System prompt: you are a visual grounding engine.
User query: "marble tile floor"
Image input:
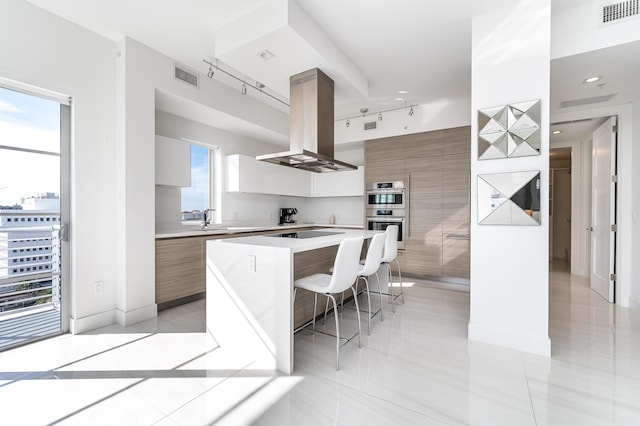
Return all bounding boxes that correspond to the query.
[1,264,640,425]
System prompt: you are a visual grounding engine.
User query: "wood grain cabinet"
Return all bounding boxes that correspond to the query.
[442,153,470,279]
[155,236,206,305]
[155,227,316,307]
[365,125,471,280]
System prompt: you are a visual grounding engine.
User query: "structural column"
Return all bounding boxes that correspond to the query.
[469,0,551,356]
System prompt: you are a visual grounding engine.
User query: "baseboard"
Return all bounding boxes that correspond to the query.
[158,292,205,312]
[116,303,157,327]
[628,297,640,310]
[70,310,117,334]
[468,322,551,357]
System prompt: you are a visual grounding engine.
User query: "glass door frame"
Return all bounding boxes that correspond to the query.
[0,77,71,336]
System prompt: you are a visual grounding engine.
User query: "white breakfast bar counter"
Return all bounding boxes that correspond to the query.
[205,229,377,374]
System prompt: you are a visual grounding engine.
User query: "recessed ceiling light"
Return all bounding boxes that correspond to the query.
[398,90,408,94]
[552,130,562,134]
[257,50,275,61]
[583,76,601,84]
[394,97,404,101]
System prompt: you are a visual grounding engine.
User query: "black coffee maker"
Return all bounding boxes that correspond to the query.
[278,208,298,225]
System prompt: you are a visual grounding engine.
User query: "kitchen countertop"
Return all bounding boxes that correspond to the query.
[155,223,363,239]
[208,228,377,253]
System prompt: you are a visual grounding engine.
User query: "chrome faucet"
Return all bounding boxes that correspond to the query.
[202,208,215,229]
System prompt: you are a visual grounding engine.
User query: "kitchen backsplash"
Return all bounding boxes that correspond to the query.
[156,187,364,230]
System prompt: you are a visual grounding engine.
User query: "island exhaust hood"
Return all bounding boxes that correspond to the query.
[256,68,357,173]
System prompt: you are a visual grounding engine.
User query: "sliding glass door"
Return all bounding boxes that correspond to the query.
[0,82,70,350]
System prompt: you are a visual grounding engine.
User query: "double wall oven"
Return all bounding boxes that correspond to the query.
[366,181,407,249]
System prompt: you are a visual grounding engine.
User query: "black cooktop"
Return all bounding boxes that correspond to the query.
[266,230,345,239]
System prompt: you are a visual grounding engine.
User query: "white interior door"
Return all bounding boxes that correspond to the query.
[590,117,616,302]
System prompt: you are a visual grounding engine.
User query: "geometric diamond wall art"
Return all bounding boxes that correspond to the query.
[478,100,541,160]
[478,170,541,225]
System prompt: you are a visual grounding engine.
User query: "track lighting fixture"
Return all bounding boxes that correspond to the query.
[201,58,289,107]
[337,103,418,124]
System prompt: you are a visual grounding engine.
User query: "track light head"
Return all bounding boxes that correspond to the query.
[207,65,214,78]
[346,119,350,128]
[378,112,383,121]
[241,83,247,95]
[408,106,414,116]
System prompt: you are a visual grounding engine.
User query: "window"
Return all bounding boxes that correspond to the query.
[180,143,220,223]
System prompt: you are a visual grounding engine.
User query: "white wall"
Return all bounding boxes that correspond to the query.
[0,0,118,333]
[306,197,364,226]
[632,104,640,308]
[335,98,471,145]
[469,0,551,356]
[552,1,640,59]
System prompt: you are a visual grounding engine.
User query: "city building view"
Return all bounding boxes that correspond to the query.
[0,193,61,315]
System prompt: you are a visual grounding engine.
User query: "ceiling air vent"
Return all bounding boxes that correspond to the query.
[602,0,639,24]
[560,93,616,108]
[173,64,199,88]
[364,121,377,131]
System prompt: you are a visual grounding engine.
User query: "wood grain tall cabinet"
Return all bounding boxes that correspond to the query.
[365,126,471,281]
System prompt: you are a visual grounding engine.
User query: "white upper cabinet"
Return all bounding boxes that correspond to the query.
[311,166,364,197]
[225,154,364,198]
[155,136,191,187]
[226,154,311,197]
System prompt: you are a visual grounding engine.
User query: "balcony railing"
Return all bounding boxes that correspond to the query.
[0,212,61,320]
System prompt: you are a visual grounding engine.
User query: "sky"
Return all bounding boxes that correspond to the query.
[180,144,209,212]
[0,86,60,207]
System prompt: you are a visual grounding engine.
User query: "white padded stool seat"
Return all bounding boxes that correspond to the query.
[295,274,334,294]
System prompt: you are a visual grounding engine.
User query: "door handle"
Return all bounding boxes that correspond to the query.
[586,227,593,231]
[58,224,69,242]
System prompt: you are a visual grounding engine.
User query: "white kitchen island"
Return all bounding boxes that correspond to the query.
[205,229,377,374]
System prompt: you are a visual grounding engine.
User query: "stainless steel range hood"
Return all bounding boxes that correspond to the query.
[257,68,357,173]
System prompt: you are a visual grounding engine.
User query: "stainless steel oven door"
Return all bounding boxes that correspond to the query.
[366,189,405,209]
[366,216,406,249]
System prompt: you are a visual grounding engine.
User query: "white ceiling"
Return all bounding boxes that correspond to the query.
[24,0,640,144]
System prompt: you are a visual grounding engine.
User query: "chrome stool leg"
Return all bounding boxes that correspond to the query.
[312,293,318,330]
[386,263,396,313]
[327,294,340,370]
[373,272,384,321]
[351,285,362,348]
[395,259,404,304]
[360,276,372,335]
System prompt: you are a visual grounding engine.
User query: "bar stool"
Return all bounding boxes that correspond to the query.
[381,225,404,312]
[326,232,386,334]
[356,232,386,333]
[293,236,364,370]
